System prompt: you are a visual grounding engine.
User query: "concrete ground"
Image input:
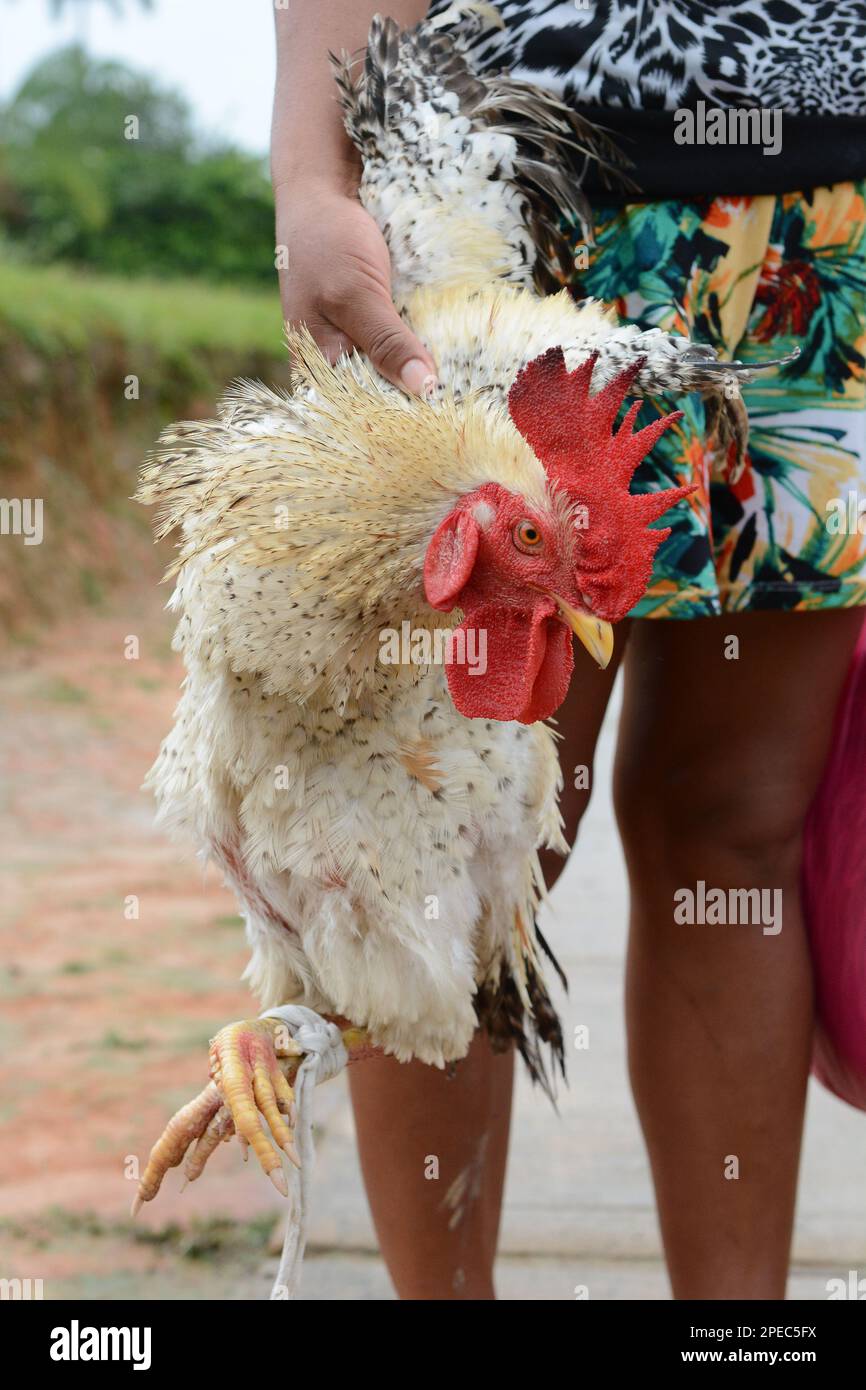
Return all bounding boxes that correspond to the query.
[281,680,866,1301]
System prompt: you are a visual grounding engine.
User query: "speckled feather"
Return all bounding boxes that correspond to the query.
[137,5,782,1074]
[139,322,570,1067]
[335,11,792,448]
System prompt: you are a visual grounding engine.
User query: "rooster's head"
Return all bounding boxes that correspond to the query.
[139,332,693,722]
[424,348,692,723]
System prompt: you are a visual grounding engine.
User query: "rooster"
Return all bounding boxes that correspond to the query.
[133,4,790,1271]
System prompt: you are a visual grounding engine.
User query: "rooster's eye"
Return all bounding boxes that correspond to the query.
[513,520,544,554]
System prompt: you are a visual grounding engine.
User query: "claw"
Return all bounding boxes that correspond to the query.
[208,1018,299,1190]
[133,1080,223,1211]
[269,1167,289,1197]
[698,345,801,377]
[134,1015,373,1211]
[183,1103,234,1185]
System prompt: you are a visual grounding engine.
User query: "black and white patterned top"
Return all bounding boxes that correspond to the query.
[428,1,866,115]
[427,1,866,193]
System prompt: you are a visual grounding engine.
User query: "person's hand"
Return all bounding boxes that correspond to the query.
[275,176,438,395]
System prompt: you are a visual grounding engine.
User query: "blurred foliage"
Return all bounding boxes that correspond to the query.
[0,258,289,637]
[0,258,284,357]
[0,44,275,284]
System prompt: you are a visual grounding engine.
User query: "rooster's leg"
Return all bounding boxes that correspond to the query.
[561,329,800,400]
[132,1015,371,1212]
[560,332,800,474]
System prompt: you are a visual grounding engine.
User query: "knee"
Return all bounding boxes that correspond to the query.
[613,750,810,883]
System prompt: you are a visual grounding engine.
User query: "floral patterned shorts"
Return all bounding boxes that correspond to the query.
[572,182,866,617]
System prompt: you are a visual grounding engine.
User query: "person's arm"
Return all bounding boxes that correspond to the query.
[271,1,436,394]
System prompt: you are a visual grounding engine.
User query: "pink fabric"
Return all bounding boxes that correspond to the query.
[802,617,866,1110]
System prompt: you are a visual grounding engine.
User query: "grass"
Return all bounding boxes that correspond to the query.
[1,1207,274,1258]
[94,1030,151,1052]
[1,1209,276,1300]
[0,1207,276,1252]
[0,259,292,636]
[0,259,286,361]
[38,677,89,705]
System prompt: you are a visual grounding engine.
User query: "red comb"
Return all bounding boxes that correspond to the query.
[508,348,694,621]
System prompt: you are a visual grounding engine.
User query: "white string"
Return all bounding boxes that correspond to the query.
[258,1004,348,1300]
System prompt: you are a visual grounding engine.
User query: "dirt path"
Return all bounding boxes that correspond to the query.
[0,586,285,1299]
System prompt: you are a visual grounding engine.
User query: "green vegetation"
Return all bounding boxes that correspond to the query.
[0,258,285,360]
[0,41,291,638]
[0,1208,275,1299]
[94,1030,151,1051]
[0,259,289,637]
[0,45,275,285]
[0,1206,274,1259]
[37,676,90,704]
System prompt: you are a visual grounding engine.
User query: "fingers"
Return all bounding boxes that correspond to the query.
[290,301,437,395]
[132,1081,223,1213]
[275,184,437,394]
[287,314,354,368]
[335,291,437,395]
[317,329,355,366]
[285,285,436,390]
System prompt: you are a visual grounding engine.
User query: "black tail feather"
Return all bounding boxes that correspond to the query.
[475,948,567,1104]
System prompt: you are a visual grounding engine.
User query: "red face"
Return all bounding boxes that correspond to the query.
[424,482,613,724]
[423,349,693,725]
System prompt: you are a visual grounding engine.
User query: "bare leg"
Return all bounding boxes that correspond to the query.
[348,1030,512,1299]
[540,623,630,889]
[349,637,626,1298]
[614,609,863,1299]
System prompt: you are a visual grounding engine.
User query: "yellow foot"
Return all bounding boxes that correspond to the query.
[132,1017,303,1213]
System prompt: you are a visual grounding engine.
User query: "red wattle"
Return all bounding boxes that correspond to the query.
[444,606,574,725]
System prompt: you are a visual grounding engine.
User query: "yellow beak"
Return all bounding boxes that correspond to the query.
[552,595,615,670]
